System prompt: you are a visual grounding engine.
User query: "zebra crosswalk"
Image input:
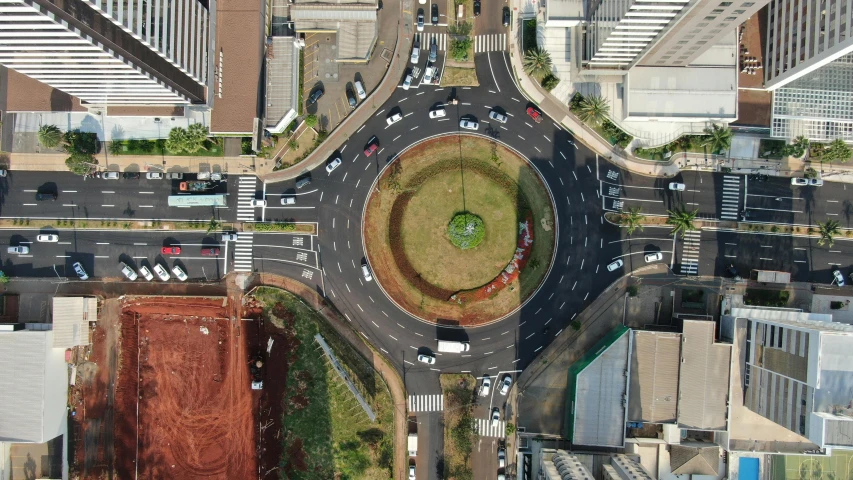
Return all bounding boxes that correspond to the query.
[476,418,506,438]
[420,32,446,51]
[233,232,254,273]
[237,176,258,222]
[408,394,444,412]
[720,175,741,220]
[679,230,701,275]
[474,34,506,53]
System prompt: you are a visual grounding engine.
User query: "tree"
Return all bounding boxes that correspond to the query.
[0,271,9,284]
[817,219,841,248]
[822,138,852,163]
[666,206,698,238]
[620,206,645,235]
[206,217,221,235]
[575,95,609,126]
[37,124,63,148]
[522,47,552,80]
[671,135,694,152]
[164,124,209,154]
[782,135,809,158]
[65,152,97,175]
[540,74,559,91]
[700,124,732,154]
[64,129,100,155]
[447,21,472,36]
[304,114,318,128]
[450,37,472,61]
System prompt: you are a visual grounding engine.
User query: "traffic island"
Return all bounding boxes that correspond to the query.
[363,135,556,326]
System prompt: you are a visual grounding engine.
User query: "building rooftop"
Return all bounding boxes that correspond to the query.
[291,4,378,60]
[544,0,583,26]
[265,37,301,133]
[542,450,595,480]
[670,444,720,476]
[677,320,731,431]
[628,331,680,424]
[51,297,97,348]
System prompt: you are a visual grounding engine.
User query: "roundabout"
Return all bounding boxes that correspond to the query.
[362,135,556,325]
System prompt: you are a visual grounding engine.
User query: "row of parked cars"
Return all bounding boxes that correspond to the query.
[119,261,187,281]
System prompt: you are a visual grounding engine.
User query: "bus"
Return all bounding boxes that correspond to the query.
[167,194,227,207]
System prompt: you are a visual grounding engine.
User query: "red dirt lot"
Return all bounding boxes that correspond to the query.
[70,296,258,480]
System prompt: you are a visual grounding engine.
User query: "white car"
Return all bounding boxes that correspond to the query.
[459,119,479,130]
[250,198,267,207]
[102,171,119,180]
[138,265,154,281]
[172,265,188,281]
[429,107,446,119]
[491,407,501,426]
[362,264,373,282]
[281,196,296,205]
[499,374,512,395]
[402,74,412,90]
[422,67,435,84]
[119,262,138,281]
[411,46,420,64]
[668,182,686,191]
[152,263,171,281]
[221,233,239,242]
[387,113,403,126]
[326,157,342,173]
[498,447,506,468]
[809,178,824,186]
[607,259,624,272]
[72,261,89,280]
[409,465,416,480]
[417,12,424,31]
[417,354,435,364]
[791,177,809,186]
[146,172,163,180]
[488,110,508,123]
[833,269,845,286]
[354,80,367,99]
[479,374,491,397]
[644,252,663,263]
[36,234,58,242]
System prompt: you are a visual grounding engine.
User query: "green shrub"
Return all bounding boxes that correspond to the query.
[447,213,485,249]
[627,285,639,297]
[570,319,581,330]
[252,222,297,232]
[744,289,790,307]
[830,301,845,310]
[540,74,559,91]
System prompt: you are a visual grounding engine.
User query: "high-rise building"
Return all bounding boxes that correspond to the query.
[583,0,768,71]
[0,0,210,106]
[763,0,853,90]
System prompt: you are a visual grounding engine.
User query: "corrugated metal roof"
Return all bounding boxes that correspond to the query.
[291,5,377,59]
[573,331,630,447]
[265,37,301,131]
[628,331,680,423]
[52,297,97,348]
[677,320,732,430]
[0,332,51,442]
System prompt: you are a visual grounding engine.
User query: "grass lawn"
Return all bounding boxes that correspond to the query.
[252,287,394,480]
[441,66,479,86]
[274,125,319,169]
[363,136,556,325]
[769,449,853,480]
[440,374,477,480]
[402,169,517,291]
[109,138,225,157]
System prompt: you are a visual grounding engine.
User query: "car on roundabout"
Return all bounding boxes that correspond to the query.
[488,110,508,123]
[644,252,663,263]
[417,353,436,364]
[364,137,379,156]
[386,112,403,126]
[326,157,343,173]
[362,264,373,281]
[429,107,446,119]
[607,259,624,272]
[526,106,542,123]
[459,118,479,130]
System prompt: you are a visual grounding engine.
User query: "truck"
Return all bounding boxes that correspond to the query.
[408,433,418,457]
[179,180,213,192]
[437,340,470,353]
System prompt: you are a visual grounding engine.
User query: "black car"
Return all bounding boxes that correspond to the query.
[473,0,480,16]
[502,6,510,26]
[727,264,742,281]
[346,88,357,110]
[35,192,57,201]
[307,87,324,106]
[122,171,140,180]
[431,4,439,25]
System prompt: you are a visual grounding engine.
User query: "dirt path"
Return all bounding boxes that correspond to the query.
[249,273,409,480]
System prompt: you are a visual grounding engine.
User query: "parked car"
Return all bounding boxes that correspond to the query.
[409,465,416,480]
[417,353,436,364]
[201,248,221,256]
[165,172,183,180]
[138,265,154,281]
[431,3,439,24]
[119,262,138,280]
[326,157,343,173]
[727,264,742,281]
[402,74,413,90]
[362,264,373,281]
[102,171,120,179]
[281,196,296,205]
[7,246,28,255]
[491,407,501,426]
[526,106,542,123]
[172,265,188,282]
[459,118,479,130]
[364,138,379,156]
[607,259,623,271]
[387,112,403,126]
[791,177,809,186]
[161,246,181,255]
[295,177,312,189]
[809,178,824,186]
[644,252,663,263]
[422,67,435,84]
[473,0,480,15]
[72,261,89,280]
[221,232,239,242]
[668,182,686,191]
[346,89,357,109]
[488,110,508,123]
[354,80,367,99]
[502,6,510,26]
[499,374,512,395]
[498,447,506,468]
[122,172,140,180]
[36,234,58,242]
[479,374,491,397]
[833,269,845,286]
[410,45,420,64]
[35,192,57,201]
[250,198,267,207]
[429,107,447,119]
[146,172,163,180]
[306,87,324,106]
[429,40,438,62]
[417,10,425,31]
[152,264,170,281]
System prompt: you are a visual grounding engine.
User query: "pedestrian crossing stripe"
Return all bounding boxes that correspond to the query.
[719,175,741,220]
[408,394,444,412]
[474,34,506,53]
[237,176,258,222]
[680,231,701,275]
[420,32,447,51]
[476,418,506,438]
[233,232,254,273]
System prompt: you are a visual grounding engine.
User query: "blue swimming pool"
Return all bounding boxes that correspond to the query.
[740,457,760,480]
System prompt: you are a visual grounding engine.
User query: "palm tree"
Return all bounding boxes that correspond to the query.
[701,124,732,154]
[522,48,552,80]
[817,219,841,248]
[672,135,693,152]
[620,207,645,235]
[206,217,222,235]
[666,206,698,238]
[576,95,610,126]
[37,124,62,149]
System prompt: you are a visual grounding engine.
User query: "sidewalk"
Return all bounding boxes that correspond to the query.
[673,150,853,184]
[3,151,259,174]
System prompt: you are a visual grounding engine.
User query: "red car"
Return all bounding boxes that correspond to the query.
[201,247,221,256]
[527,107,542,123]
[364,140,379,156]
[161,246,181,255]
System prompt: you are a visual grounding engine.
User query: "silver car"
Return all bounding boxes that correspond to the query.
[153,264,170,281]
[172,265,188,282]
[362,264,373,282]
[488,110,508,123]
[119,262,138,281]
[459,119,479,130]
